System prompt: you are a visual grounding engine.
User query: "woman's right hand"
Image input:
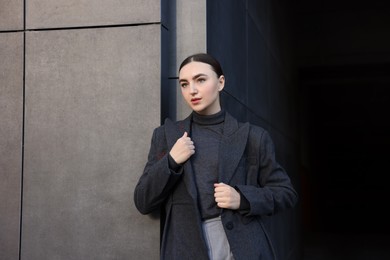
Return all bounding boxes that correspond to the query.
[169,132,195,164]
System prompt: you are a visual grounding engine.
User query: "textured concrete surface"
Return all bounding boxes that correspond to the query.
[0,32,24,260]
[22,25,161,260]
[0,0,23,31]
[26,0,160,29]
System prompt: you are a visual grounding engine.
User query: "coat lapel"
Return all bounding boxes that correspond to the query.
[164,116,191,149]
[164,115,198,201]
[218,112,250,184]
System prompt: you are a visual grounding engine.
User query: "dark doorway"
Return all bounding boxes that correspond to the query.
[299,38,390,260]
[304,63,390,234]
[295,2,390,259]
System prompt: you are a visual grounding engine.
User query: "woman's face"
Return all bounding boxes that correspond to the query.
[179,61,225,115]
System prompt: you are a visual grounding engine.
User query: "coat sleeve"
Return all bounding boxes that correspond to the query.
[133,126,183,215]
[235,128,298,216]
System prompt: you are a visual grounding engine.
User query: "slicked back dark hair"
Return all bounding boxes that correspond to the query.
[179,53,224,78]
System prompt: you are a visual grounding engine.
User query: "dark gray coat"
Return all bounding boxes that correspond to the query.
[134,112,298,260]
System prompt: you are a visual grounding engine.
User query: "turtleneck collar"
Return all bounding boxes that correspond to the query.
[192,109,225,126]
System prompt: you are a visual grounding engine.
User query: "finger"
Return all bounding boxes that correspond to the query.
[182,131,188,138]
[214,186,221,194]
[214,188,227,196]
[214,182,223,187]
[214,183,225,190]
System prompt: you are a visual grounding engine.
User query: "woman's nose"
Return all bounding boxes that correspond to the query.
[189,83,198,94]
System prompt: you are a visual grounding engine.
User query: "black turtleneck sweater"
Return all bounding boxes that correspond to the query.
[191,110,225,220]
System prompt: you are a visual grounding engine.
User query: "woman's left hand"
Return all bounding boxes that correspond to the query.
[214,183,240,210]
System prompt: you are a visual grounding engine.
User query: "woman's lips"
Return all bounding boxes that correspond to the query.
[191,98,201,104]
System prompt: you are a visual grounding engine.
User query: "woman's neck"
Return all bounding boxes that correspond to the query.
[192,109,225,125]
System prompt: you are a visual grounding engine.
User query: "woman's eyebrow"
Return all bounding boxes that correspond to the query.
[179,73,208,83]
[193,73,207,79]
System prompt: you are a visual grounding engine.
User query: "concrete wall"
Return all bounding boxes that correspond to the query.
[207,1,301,259]
[1,0,164,259]
[0,32,24,260]
[0,3,24,260]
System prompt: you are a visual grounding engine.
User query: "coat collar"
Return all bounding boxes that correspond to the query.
[163,112,250,198]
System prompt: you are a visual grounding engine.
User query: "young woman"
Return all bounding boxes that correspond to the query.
[134,53,298,259]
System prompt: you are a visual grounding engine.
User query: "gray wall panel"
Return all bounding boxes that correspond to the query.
[26,0,160,29]
[0,0,23,31]
[0,32,23,260]
[22,25,160,260]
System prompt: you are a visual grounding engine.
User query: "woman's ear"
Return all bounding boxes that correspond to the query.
[218,75,225,91]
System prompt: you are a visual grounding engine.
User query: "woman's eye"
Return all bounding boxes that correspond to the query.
[198,78,205,83]
[180,83,188,88]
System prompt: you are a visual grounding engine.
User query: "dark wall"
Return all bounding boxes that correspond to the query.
[295,1,390,235]
[295,0,390,258]
[207,1,302,259]
[206,0,390,259]
[302,64,390,233]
